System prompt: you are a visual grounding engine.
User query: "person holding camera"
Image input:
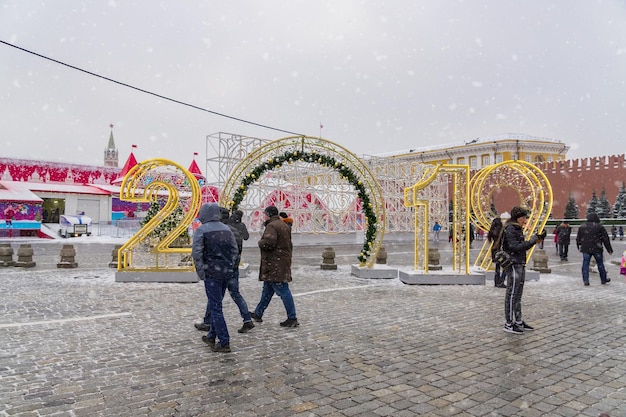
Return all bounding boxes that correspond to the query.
[502,206,546,334]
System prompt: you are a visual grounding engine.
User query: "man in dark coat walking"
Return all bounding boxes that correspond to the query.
[250,205,299,327]
[194,208,255,334]
[191,203,239,353]
[576,212,613,286]
[229,209,250,241]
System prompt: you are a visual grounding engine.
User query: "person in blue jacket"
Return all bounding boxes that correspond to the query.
[192,203,239,353]
[432,221,442,241]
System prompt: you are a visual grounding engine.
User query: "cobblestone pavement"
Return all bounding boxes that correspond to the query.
[1,239,626,417]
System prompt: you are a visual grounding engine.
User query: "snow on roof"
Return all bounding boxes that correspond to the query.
[21,182,111,195]
[0,181,44,202]
[90,184,122,194]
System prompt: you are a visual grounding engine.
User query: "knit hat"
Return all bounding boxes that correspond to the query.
[264,206,279,217]
[500,212,511,220]
[510,206,530,221]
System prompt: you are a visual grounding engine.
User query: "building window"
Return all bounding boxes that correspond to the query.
[469,156,477,169]
[547,156,553,162]
[482,155,490,167]
[457,157,465,165]
[496,154,503,163]
[525,155,531,163]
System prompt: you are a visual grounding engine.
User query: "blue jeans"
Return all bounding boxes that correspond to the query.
[254,281,297,320]
[204,278,230,347]
[203,269,252,324]
[582,252,609,284]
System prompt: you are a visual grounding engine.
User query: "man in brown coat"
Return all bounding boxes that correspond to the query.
[250,205,299,327]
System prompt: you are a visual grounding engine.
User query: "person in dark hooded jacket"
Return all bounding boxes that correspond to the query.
[230,209,250,241]
[502,206,545,334]
[195,208,255,334]
[576,212,613,286]
[250,205,299,328]
[191,203,238,353]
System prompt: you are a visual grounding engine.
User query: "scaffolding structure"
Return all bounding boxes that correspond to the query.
[205,132,269,187]
[205,132,449,236]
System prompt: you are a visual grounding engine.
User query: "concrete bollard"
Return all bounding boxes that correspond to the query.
[15,244,36,268]
[428,247,443,271]
[108,244,122,268]
[375,246,387,264]
[530,248,551,273]
[57,244,78,268]
[0,243,15,267]
[320,247,338,270]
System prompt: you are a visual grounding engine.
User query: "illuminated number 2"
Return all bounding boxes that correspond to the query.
[117,158,201,271]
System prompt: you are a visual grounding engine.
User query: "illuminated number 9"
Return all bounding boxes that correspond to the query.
[471,160,552,267]
[117,158,201,271]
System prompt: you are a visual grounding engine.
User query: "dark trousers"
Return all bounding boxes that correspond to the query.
[494,263,506,286]
[203,268,252,325]
[204,278,230,347]
[504,264,525,324]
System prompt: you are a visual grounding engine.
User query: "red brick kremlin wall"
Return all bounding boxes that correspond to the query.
[536,154,626,219]
[468,155,626,220]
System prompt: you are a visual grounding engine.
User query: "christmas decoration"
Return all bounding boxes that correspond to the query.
[140,200,189,243]
[227,150,378,264]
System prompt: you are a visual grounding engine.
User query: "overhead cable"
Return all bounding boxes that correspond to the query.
[0,39,304,137]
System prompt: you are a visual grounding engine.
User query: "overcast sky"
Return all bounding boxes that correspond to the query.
[1,1,625,181]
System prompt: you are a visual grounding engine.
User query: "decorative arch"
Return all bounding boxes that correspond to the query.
[220,136,385,267]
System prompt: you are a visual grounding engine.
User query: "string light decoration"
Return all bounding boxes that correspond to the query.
[471,160,553,270]
[221,136,385,267]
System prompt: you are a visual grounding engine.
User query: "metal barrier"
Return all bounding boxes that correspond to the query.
[91,220,142,239]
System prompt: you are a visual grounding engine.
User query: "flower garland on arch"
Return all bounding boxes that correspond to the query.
[227,150,378,264]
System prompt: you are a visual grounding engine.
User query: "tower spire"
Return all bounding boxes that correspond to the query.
[104,124,119,167]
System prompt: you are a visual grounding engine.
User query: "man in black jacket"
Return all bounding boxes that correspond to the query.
[191,203,239,352]
[195,208,255,334]
[576,213,613,286]
[502,206,545,334]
